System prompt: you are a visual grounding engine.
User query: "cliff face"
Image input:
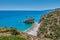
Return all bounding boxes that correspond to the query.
[0,27,41,40]
[38,10,60,40]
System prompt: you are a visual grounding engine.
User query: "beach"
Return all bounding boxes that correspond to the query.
[25,22,40,36]
[0,11,50,31]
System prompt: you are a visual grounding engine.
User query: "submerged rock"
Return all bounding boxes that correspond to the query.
[24,18,34,24]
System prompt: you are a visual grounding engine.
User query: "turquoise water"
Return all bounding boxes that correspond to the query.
[0,10,51,31]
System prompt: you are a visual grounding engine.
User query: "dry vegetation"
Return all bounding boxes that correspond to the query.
[38,10,60,40]
[0,9,60,40]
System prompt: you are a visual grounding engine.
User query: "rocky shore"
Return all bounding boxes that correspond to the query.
[0,8,60,40]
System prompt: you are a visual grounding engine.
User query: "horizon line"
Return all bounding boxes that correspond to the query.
[0,7,60,11]
[0,7,59,11]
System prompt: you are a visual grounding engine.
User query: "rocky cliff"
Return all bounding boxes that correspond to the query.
[0,9,60,40]
[38,9,60,40]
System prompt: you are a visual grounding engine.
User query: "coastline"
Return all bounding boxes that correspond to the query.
[24,22,40,36]
[23,22,36,32]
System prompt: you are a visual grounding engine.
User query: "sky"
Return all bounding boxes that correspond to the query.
[0,0,60,10]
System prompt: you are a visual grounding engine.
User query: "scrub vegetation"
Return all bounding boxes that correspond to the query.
[0,9,60,40]
[0,36,26,40]
[38,10,60,40]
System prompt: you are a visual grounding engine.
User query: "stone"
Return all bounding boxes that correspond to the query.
[24,18,34,24]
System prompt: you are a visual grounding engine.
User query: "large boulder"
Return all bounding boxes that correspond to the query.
[24,18,34,24]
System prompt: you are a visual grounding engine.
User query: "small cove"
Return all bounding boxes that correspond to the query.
[0,10,51,31]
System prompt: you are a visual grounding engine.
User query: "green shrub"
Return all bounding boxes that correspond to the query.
[39,10,60,40]
[0,36,27,40]
[10,28,20,35]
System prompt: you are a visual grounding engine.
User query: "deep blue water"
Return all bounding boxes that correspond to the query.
[0,10,51,31]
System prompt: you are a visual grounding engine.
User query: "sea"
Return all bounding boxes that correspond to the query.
[0,10,51,31]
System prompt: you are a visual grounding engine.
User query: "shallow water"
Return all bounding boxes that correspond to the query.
[0,10,51,31]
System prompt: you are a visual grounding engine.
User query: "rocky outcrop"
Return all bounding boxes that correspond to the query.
[38,10,60,40]
[24,18,34,24]
[0,27,41,40]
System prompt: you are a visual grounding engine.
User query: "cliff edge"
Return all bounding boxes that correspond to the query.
[38,9,60,40]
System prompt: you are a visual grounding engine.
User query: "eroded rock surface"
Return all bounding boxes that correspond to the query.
[24,18,34,24]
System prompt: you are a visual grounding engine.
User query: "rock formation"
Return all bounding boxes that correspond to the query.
[24,18,34,24]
